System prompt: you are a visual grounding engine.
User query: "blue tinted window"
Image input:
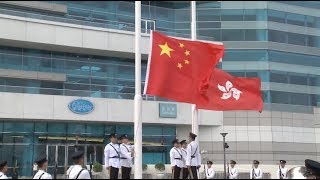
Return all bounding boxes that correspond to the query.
[287,32,306,46]
[221,10,243,21]
[268,10,286,23]
[222,29,245,41]
[271,91,289,104]
[269,30,287,43]
[270,72,288,83]
[244,9,267,21]
[245,29,267,41]
[286,13,305,26]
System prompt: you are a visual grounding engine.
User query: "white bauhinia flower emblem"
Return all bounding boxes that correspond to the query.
[217,81,242,100]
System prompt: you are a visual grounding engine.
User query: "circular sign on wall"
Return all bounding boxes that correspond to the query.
[68,99,94,115]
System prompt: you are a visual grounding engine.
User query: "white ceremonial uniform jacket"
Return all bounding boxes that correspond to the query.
[205,167,215,179]
[104,143,121,168]
[33,170,52,179]
[170,147,184,168]
[0,172,8,179]
[276,168,288,179]
[186,141,201,167]
[120,143,133,168]
[228,167,239,179]
[67,165,91,179]
[181,148,188,168]
[250,168,263,179]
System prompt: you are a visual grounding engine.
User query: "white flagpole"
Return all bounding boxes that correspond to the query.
[134,1,142,179]
[191,1,199,142]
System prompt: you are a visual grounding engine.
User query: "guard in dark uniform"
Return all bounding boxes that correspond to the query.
[0,161,8,179]
[33,155,52,179]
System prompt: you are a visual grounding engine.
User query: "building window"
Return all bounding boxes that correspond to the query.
[287,32,306,46]
[221,29,245,41]
[268,30,287,43]
[221,9,244,21]
[268,10,286,23]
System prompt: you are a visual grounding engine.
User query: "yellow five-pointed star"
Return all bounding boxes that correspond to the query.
[159,42,174,58]
[185,50,190,56]
[179,43,184,48]
[177,63,183,69]
[184,60,190,65]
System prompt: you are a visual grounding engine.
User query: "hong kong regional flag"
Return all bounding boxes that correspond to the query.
[197,68,264,112]
[144,31,225,104]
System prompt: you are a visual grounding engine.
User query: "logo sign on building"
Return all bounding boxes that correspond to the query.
[159,103,177,118]
[68,99,94,115]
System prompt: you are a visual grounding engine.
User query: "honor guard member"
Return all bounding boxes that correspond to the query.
[67,151,91,179]
[305,159,320,179]
[205,161,215,179]
[180,140,189,179]
[33,155,52,179]
[186,132,201,179]
[119,134,133,179]
[276,160,288,179]
[0,161,8,179]
[250,160,263,179]
[228,160,239,179]
[170,139,183,179]
[105,133,121,179]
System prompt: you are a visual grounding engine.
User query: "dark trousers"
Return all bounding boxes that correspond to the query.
[190,166,198,179]
[182,168,189,179]
[121,166,131,179]
[110,167,119,179]
[173,166,182,179]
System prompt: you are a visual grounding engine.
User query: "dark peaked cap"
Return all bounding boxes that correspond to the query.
[120,134,128,140]
[72,151,84,160]
[280,160,286,164]
[35,155,47,165]
[0,161,7,168]
[109,133,117,138]
[189,132,197,139]
[305,159,320,176]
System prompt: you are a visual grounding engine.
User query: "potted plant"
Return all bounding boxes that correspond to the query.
[92,162,107,179]
[154,163,165,179]
[93,162,103,173]
[142,163,148,172]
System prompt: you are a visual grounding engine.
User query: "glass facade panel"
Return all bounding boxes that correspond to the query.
[222,29,245,41]
[268,30,287,43]
[268,10,286,23]
[287,32,306,46]
[221,9,244,21]
[286,13,305,26]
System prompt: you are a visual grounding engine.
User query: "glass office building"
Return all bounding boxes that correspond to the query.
[0,1,319,177]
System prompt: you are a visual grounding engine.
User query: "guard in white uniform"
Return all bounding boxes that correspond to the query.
[250,160,263,179]
[119,134,133,179]
[67,151,91,179]
[180,140,189,179]
[170,139,183,179]
[186,132,201,179]
[0,161,8,179]
[276,160,288,179]
[228,160,239,179]
[33,155,52,179]
[205,161,215,179]
[104,133,120,179]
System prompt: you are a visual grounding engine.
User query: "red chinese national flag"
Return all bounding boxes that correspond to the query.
[144,31,224,104]
[197,68,264,112]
